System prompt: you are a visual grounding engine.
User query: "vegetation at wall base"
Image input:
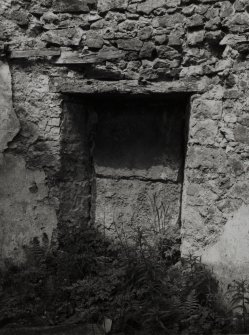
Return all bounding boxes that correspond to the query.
[0,221,239,334]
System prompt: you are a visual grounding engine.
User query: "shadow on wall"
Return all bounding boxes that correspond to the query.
[0,215,231,334]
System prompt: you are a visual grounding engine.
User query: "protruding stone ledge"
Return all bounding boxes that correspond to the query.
[10,48,61,59]
[9,47,126,64]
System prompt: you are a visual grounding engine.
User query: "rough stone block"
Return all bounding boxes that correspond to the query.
[137,0,166,14]
[191,99,223,120]
[86,31,104,49]
[98,46,126,60]
[10,9,29,27]
[220,1,234,18]
[187,30,205,46]
[229,182,249,203]
[41,28,83,46]
[220,33,247,46]
[225,13,249,33]
[138,26,153,41]
[156,13,184,28]
[234,124,249,144]
[191,119,218,145]
[186,146,227,170]
[52,0,96,13]
[97,0,128,13]
[117,38,143,51]
[157,46,181,60]
[139,41,156,59]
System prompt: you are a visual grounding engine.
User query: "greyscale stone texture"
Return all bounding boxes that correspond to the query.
[0,0,249,288]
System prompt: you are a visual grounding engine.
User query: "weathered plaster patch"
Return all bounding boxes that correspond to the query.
[0,61,20,152]
[202,205,249,285]
[0,154,57,263]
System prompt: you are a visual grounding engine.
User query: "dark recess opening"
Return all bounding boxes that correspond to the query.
[59,93,190,254]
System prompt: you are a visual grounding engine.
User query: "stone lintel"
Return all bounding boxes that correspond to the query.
[52,78,207,96]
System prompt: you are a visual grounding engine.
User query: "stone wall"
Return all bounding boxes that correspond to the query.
[0,0,249,285]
